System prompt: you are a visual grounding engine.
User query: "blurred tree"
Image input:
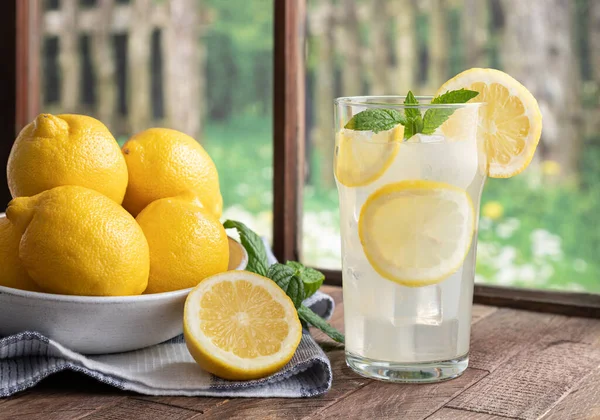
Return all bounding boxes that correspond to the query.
[310,0,335,188]
[91,0,116,131]
[163,0,202,140]
[462,0,489,67]
[368,0,392,94]
[128,0,152,134]
[501,0,582,181]
[58,0,79,113]
[336,0,363,96]
[427,0,449,90]
[393,0,417,92]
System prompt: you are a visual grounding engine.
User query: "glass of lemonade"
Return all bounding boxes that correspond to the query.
[335,96,485,383]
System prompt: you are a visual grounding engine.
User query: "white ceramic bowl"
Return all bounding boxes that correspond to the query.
[0,213,247,354]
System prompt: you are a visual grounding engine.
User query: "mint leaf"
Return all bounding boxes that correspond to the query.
[403,91,423,139]
[286,261,325,298]
[344,109,406,133]
[422,89,479,135]
[223,220,269,276]
[403,91,421,119]
[431,88,479,105]
[298,305,345,343]
[267,264,305,308]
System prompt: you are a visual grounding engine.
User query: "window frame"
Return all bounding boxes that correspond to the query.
[3,0,599,317]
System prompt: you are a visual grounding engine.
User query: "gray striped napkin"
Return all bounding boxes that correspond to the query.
[0,290,334,398]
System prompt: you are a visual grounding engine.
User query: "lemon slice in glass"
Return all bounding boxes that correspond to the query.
[436,68,542,178]
[183,270,302,380]
[358,180,475,287]
[335,124,403,187]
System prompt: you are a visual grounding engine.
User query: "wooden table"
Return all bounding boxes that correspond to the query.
[0,286,599,420]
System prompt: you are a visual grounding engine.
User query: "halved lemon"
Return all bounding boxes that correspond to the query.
[436,68,542,178]
[335,124,403,187]
[359,180,475,287]
[183,270,302,380]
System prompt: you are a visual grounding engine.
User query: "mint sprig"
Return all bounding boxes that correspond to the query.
[224,220,344,343]
[343,88,478,139]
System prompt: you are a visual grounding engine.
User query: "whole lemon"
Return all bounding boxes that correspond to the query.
[7,114,128,204]
[6,186,149,296]
[121,128,223,217]
[0,216,41,292]
[136,195,229,294]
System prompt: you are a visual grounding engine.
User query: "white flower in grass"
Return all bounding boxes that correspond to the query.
[495,265,518,286]
[573,259,588,273]
[531,229,563,260]
[495,218,520,239]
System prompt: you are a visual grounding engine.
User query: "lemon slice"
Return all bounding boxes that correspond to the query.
[436,68,542,178]
[335,124,403,187]
[184,270,302,380]
[359,180,474,287]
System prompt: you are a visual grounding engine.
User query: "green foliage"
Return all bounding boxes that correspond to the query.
[203,0,273,121]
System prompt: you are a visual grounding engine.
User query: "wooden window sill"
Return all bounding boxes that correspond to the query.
[1,285,598,419]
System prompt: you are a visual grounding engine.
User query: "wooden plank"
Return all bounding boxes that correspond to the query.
[427,408,507,419]
[0,389,123,420]
[468,308,561,372]
[0,0,17,207]
[448,317,600,419]
[542,367,600,420]
[16,0,40,130]
[44,4,170,35]
[311,368,487,419]
[272,0,305,262]
[188,350,369,420]
[80,398,200,419]
[473,284,600,318]
[471,304,498,325]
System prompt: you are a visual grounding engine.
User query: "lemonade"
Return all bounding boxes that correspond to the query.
[335,69,542,383]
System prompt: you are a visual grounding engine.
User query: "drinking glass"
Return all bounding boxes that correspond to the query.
[335,96,485,382]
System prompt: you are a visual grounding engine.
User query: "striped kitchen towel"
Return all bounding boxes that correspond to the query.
[0,290,334,398]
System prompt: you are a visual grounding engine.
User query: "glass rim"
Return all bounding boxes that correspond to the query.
[335,95,484,109]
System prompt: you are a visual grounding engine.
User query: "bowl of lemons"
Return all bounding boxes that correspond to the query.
[0,114,247,354]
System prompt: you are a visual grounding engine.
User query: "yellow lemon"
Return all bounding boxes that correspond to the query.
[7,114,128,204]
[135,194,229,294]
[6,186,149,296]
[436,68,542,178]
[184,271,302,380]
[359,180,474,287]
[0,216,41,292]
[335,124,404,187]
[121,128,223,217]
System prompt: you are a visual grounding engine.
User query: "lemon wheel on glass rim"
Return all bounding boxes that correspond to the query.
[358,180,475,287]
[436,68,543,178]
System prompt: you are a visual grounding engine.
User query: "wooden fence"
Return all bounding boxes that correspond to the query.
[41,0,207,140]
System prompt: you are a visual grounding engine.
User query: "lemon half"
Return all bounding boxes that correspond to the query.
[436,68,542,178]
[184,271,302,380]
[358,180,475,287]
[335,124,403,187]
